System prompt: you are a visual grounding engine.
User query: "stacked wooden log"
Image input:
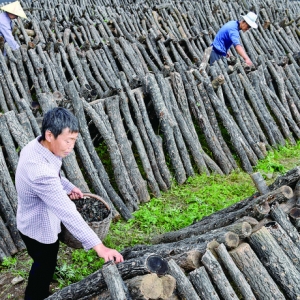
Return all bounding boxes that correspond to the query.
[1,0,300,260]
[46,167,300,299]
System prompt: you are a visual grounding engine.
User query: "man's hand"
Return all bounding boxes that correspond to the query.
[245,57,253,66]
[93,243,124,263]
[68,187,83,200]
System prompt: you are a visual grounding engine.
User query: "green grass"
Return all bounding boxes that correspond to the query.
[2,141,300,289]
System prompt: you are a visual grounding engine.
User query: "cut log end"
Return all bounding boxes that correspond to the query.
[146,254,169,275]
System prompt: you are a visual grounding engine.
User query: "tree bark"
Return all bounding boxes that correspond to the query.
[216,243,256,300]
[249,226,300,299]
[201,249,239,300]
[230,243,285,300]
[102,262,131,300]
[167,259,200,300]
[189,266,221,300]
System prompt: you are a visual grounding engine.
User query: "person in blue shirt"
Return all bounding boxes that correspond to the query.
[210,12,258,67]
[0,1,27,52]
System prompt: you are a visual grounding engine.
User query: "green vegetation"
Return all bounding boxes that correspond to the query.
[1,141,300,290]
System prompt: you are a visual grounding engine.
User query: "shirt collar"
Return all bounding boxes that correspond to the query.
[34,136,62,169]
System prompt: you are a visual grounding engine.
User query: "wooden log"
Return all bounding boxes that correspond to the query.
[189,266,220,300]
[65,81,133,220]
[289,207,300,229]
[249,226,300,299]
[184,71,231,174]
[269,201,300,248]
[74,134,119,219]
[19,98,41,137]
[165,250,202,272]
[102,262,131,300]
[47,253,169,300]
[28,48,51,93]
[201,249,239,300]
[230,243,285,300]
[5,111,30,149]
[0,215,17,256]
[134,88,171,190]
[83,98,139,212]
[0,115,19,174]
[155,73,194,178]
[0,147,18,214]
[0,185,25,251]
[265,221,300,274]
[167,259,200,300]
[106,96,150,203]
[152,185,293,244]
[238,72,284,147]
[115,80,161,198]
[250,172,270,194]
[144,73,186,184]
[17,111,34,140]
[126,273,175,300]
[216,243,256,300]
[204,77,257,172]
[124,228,239,261]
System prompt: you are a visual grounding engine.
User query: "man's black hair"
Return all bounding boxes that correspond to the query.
[41,107,79,140]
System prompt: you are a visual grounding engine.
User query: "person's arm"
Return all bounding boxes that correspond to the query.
[60,176,83,199]
[0,21,19,50]
[235,44,253,66]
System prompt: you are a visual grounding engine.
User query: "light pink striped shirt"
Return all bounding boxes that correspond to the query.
[16,136,101,250]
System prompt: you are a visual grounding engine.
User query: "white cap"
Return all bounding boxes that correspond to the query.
[1,1,27,19]
[241,12,258,29]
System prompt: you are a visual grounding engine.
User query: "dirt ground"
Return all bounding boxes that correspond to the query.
[0,268,60,300]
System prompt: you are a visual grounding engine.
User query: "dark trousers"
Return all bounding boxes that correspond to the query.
[20,232,59,300]
[210,48,228,66]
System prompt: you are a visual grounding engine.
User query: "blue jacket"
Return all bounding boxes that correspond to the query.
[212,20,240,56]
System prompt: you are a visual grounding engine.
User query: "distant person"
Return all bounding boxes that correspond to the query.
[210,12,258,66]
[16,107,124,300]
[0,1,27,51]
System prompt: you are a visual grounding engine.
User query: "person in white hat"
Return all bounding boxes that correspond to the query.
[0,1,27,52]
[210,12,258,67]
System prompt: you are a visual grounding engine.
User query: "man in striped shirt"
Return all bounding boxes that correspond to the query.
[16,107,123,300]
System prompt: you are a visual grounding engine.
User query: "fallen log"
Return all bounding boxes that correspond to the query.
[249,226,300,298]
[265,221,300,274]
[102,262,131,300]
[201,249,239,300]
[269,201,300,248]
[189,266,220,300]
[167,259,200,300]
[151,186,292,244]
[46,253,169,300]
[230,243,285,300]
[215,243,256,300]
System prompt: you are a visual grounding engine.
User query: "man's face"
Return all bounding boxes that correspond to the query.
[46,128,78,158]
[7,13,18,19]
[240,20,250,32]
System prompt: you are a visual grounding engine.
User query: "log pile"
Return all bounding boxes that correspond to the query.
[46,168,300,299]
[1,0,300,273]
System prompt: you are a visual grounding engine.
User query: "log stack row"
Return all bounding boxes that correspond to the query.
[46,167,300,299]
[1,0,300,258]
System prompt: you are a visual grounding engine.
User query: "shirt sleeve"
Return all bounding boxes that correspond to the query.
[229,28,240,47]
[31,165,102,250]
[0,21,19,50]
[60,176,76,194]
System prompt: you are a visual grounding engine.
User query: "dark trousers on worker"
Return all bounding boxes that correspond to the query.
[210,48,228,66]
[20,232,59,300]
